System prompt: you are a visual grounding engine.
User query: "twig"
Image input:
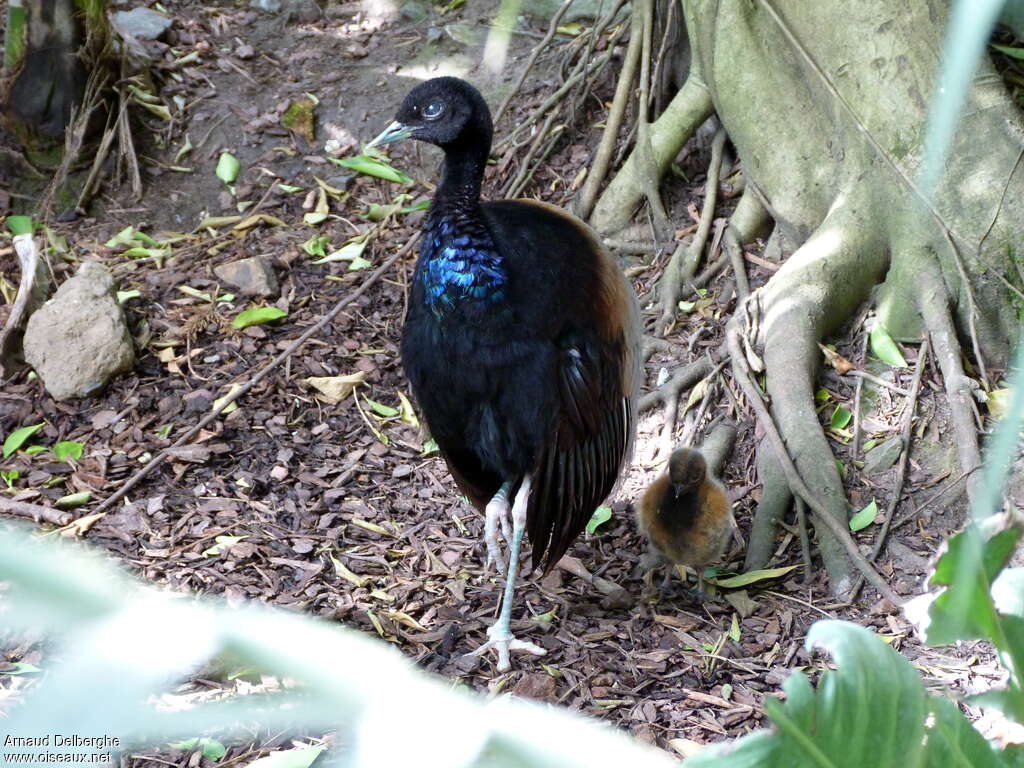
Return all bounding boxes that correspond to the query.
[86,233,419,520]
[795,496,813,584]
[846,369,911,396]
[658,128,726,332]
[726,322,902,604]
[639,349,724,412]
[846,340,928,603]
[492,0,577,125]
[851,331,870,459]
[575,7,642,220]
[0,496,72,526]
[871,340,928,559]
[722,223,750,299]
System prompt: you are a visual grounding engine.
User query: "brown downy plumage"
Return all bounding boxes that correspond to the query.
[637,447,732,596]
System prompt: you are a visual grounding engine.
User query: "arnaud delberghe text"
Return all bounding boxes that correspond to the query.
[4,735,121,749]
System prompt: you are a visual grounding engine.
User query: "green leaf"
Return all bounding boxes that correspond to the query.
[927,525,1021,645]
[330,155,413,185]
[585,505,613,534]
[364,398,399,418]
[7,662,41,674]
[232,307,287,329]
[23,445,46,455]
[925,696,1005,768]
[0,469,20,488]
[830,406,853,430]
[202,535,246,557]
[201,738,227,761]
[55,491,91,508]
[992,42,1024,60]
[397,392,420,428]
[986,388,1014,418]
[707,565,799,589]
[4,423,45,458]
[869,325,908,367]
[5,215,33,235]
[278,184,304,194]
[117,290,142,304]
[421,438,439,456]
[677,300,696,312]
[311,238,369,269]
[814,388,831,402]
[688,621,928,767]
[302,235,331,257]
[246,746,326,768]
[216,152,241,184]
[52,441,85,462]
[849,499,878,532]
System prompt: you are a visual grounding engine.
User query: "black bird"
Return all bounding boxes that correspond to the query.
[368,77,640,671]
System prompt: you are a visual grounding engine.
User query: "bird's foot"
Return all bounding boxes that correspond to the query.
[466,622,546,673]
[483,493,512,575]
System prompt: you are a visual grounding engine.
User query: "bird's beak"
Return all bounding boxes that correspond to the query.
[366,120,415,149]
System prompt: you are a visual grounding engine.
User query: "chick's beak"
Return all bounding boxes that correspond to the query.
[366,120,415,149]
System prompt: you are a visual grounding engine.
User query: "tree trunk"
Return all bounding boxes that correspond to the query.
[2,0,107,145]
[592,0,1024,596]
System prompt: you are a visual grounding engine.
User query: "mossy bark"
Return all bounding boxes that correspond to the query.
[593,0,1024,595]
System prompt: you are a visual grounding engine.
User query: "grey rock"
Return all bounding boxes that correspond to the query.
[23,262,135,401]
[400,0,428,23]
[864,436,904,475]
[251,0,282,12]
[111,8,173,40]
[214,256,279,297]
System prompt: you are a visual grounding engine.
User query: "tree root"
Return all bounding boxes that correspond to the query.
[744,435,792,571]
[574,0,644,220]
[727,320,899,604]
[639,348,724,412]
[492,0,576,126]
[589,74,713,234]
[728,196,894,599]
[915,250,984,510]
[657,127,726,332]
[632,0,673,237]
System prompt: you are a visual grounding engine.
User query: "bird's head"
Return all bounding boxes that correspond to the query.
[668,447,706,497]
[367,77,493,152]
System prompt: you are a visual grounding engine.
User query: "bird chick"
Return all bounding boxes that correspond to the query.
[637,447,732,597]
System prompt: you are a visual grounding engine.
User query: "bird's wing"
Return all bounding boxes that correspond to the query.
[527,332,634,572]
[481,199,640,573]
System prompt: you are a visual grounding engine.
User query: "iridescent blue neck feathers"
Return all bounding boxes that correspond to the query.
[417,207,506,317]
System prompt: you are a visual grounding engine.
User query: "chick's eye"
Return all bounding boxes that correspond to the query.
[422,102,445,121]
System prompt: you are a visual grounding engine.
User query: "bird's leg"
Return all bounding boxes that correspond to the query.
[468,475,546,672]
[483,481,513,575]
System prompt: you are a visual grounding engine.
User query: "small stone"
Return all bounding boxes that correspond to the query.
[23,262,135,400]
[291,0,323,23]
[270,465,289,481]
[183,389,213,412]
[111,8,173,40]
[392,464,414,479]
[864,436,904,474]
[213,256,279,297]
[250,0,282,12]
[511,672,557,703]
[235,43,255,59]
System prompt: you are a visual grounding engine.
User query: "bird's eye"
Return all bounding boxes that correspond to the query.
[422,102,445,121]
